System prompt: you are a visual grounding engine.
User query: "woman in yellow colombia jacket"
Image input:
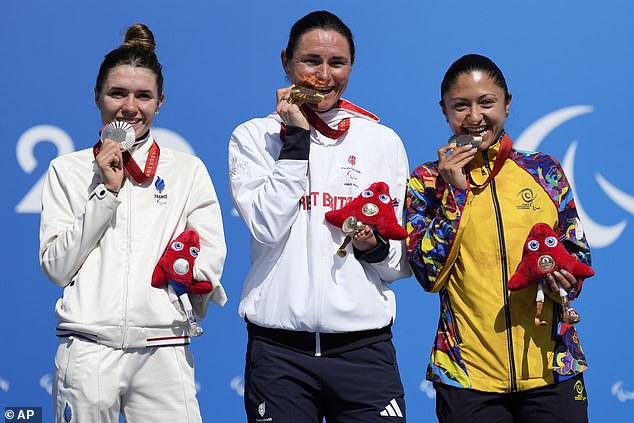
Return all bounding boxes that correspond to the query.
[406,54,591,423]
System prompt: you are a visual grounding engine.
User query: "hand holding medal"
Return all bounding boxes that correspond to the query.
[95,121,135,193]
[93,121,161,190]
[336,216,366,257]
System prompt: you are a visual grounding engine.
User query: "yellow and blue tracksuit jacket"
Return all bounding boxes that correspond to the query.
[405,133,592,393]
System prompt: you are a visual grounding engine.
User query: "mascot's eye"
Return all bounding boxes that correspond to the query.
[361,190,374,198]
[190,247,199,258]
[545,236,558,247]
[527,240,539,251]
[172,241,184,251]
[378,194,390,204]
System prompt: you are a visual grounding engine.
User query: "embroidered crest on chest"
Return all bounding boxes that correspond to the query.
[154,176,168,205]
[516,187,540,211]
[340,155,361,188]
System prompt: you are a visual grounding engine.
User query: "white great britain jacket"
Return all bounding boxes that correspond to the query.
[229,100,410,333]
[40,132,226,348]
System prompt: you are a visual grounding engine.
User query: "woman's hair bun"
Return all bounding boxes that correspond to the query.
[123,23,156,53]
[94,22,164,97]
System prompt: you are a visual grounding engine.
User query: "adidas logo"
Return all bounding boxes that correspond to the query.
[379,398,403,417]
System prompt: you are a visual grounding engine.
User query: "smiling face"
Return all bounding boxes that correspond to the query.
[95,65,164,139]
[282,29,352,112]
[441,71,511,150]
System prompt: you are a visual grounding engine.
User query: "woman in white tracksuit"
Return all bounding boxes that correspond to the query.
[39,24,226,423]
[229,10,410,423]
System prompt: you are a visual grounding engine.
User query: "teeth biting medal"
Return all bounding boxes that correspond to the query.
[93,121,161,184]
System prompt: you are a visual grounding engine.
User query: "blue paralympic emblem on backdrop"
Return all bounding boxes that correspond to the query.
[515,105,631,248]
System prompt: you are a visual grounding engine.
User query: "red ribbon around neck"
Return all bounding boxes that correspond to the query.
[280,103,351,141]
[93,140,160,184]
[469,133,512,188]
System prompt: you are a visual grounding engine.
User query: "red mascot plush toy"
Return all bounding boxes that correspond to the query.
[152,230,213,336]
[508,222,594,326]
[324,182,407,257]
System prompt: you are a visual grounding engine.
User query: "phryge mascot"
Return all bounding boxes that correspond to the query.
[152,230,213,336]
[507,223,594,326]
[324,182,407,257]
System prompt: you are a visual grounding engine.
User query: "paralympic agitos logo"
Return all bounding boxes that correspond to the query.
[514,105,629,249]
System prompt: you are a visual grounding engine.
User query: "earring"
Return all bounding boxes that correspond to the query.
[155,110,160,115]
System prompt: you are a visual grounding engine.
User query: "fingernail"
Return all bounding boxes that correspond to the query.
[553,271,561,277]
[560,269,569,275]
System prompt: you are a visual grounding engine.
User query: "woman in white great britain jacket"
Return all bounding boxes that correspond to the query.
[229,11,410,423]
[39,24,226,423]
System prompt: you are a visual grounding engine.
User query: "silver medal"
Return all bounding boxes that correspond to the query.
[100,121,136,151]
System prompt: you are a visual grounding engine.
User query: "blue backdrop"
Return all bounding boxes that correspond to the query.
[3,0,632,421]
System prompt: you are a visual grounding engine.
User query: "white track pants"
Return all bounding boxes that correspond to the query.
[53,337,202,423]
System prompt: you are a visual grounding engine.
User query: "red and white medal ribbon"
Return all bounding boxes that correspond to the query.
[93,140,160,184]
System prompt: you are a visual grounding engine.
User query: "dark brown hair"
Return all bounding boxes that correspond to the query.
[285,11,355,64]
[440,54,510,105]
[94,23,164,97]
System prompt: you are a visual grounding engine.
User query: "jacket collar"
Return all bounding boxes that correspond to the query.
[127,130,154,163]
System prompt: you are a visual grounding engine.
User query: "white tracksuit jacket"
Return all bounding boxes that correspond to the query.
[229,101,410,333]
[39,133,226,348]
